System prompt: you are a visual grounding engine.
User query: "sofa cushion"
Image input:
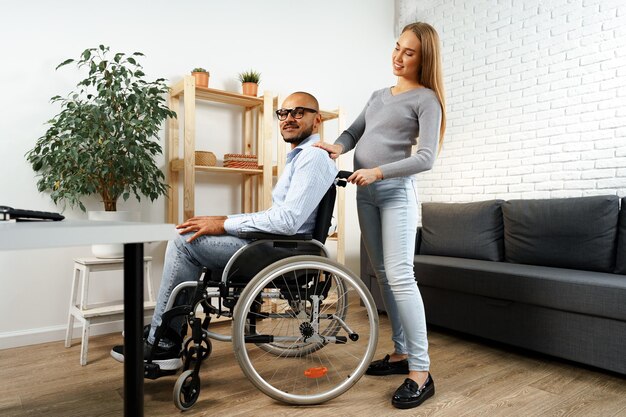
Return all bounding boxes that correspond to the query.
[502,195,619,273]
[414,254,626,322]
[420,200,504,261]
[615,197,626,275]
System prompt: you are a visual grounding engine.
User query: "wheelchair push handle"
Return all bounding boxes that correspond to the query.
[335,170,353,187]
[337,170,353,180]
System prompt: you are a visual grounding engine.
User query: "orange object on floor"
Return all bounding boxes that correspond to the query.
[304,366,328,378]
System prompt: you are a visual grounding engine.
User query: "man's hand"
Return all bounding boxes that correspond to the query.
[312,142,343,160]
[176,216,227,242]
[348,168,383,186]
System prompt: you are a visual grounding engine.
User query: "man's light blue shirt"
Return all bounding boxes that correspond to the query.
[224,134,338,237]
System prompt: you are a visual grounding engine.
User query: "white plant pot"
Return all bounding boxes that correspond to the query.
[88,211,141,258]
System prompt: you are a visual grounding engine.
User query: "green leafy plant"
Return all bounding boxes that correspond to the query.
[26,45,176,212]
[191,67,208,73]
[238,69,261,84]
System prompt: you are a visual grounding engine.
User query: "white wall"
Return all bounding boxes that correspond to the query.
[0,0,395,347]
[398,0,626,204]
[7,0,624,349]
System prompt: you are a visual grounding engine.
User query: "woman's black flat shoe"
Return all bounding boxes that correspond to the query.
[391,373,435,409]
[365,354,409,376]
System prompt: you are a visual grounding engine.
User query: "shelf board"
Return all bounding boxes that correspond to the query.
[171,159,279,175]
[170,159,262,174]
[196,166,263,174]
[195,87,264,107]
[320,109,340,121]
[170,80,264,107]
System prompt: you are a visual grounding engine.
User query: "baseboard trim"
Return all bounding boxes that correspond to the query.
[0,317,153,349]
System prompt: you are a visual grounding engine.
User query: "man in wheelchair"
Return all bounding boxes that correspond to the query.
[110,91,338,371]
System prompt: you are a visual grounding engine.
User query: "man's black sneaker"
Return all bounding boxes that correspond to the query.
[110,341,183,371]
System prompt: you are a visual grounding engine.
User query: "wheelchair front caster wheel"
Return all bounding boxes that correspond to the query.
[173,370,200,411]
[184,337,212,362]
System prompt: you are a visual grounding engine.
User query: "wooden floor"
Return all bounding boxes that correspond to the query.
[1,315,625,417]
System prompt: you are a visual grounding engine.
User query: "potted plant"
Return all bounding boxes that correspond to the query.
[26,45,176,256]
[191,67,209,88]
[238,69,261,96]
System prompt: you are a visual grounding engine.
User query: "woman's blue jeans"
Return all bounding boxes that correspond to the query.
[357,177,430,371]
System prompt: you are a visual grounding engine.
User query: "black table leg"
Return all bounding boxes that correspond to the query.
[124,243,144,417]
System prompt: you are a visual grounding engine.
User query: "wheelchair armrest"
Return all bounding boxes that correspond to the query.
[239,232,313,241]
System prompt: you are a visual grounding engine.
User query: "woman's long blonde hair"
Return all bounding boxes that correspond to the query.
[402,22,446,149]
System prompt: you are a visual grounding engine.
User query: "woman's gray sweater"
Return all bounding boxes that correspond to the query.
[335,87,442,179]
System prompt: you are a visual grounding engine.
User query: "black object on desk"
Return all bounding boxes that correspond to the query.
[0,206,65,221]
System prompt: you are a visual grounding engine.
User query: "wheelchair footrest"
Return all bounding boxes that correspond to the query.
[144,362,178,380]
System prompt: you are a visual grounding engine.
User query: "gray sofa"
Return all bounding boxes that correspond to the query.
[360,195,626,374]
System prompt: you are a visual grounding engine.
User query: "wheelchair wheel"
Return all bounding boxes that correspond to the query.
[232,255,378,405]
[252,272,346,358]
[183,336,212,362]
[173,370,201,411]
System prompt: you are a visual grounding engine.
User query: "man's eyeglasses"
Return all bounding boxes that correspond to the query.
[275,107,318,121]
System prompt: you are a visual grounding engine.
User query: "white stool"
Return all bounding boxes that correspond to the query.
[64,256,156,365]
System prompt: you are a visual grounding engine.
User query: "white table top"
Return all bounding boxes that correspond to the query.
[0,220,177,251]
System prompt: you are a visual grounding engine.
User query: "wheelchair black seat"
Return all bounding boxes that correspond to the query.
[226,241,325,285]
[226,180,337,286]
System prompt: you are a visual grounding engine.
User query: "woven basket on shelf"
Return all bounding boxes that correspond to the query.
[194,151,217,167]
[223,153,258,169]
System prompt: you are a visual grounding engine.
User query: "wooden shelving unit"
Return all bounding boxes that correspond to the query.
[166,76,274,223]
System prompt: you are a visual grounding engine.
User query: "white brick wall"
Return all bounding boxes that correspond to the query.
[399,0,626,204]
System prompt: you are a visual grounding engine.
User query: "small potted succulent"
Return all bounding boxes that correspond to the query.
[191,67,209,88]
[238,69,261,96]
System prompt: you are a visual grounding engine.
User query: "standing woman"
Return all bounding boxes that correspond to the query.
[314,22,445,409]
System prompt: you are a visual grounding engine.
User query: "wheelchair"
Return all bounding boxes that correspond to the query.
[145,171,379,411]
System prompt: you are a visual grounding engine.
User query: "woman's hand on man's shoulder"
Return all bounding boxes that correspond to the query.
[312,142,343,160]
